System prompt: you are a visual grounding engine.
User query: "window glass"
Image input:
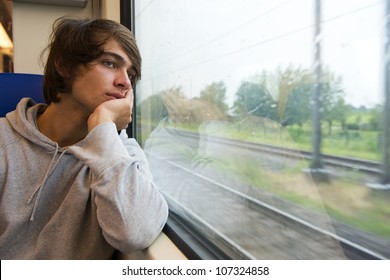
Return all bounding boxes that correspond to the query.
[135,0,389,259]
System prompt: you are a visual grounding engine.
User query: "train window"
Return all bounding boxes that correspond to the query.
[133,0,390,259]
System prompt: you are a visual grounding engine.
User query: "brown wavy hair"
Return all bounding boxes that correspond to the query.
[41,17,141,104]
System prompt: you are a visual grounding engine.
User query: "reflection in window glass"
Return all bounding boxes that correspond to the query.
[135,0,389,259]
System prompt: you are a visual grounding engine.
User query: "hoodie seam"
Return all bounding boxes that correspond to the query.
[0,136,23,152]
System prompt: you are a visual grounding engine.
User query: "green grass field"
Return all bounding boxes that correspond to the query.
[139,112,389,237]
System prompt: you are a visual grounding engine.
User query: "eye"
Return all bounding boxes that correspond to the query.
[127,69,136,79]
[103,60,115,68]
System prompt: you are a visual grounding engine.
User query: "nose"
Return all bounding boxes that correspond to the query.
[115,69,131,90]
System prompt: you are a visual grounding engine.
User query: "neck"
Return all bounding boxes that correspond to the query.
[37,99,89,147]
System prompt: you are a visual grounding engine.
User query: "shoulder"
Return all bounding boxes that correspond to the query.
[0,117,21,151]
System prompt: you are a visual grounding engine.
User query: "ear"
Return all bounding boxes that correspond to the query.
[54,58,70,78]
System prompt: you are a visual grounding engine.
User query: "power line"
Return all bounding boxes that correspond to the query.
[141,1,382,81]
[142,0,293,70]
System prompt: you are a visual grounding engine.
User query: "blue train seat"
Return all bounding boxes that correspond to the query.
[0,73,45,117]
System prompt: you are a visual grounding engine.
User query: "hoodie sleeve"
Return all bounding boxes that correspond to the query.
[67,122,168,253]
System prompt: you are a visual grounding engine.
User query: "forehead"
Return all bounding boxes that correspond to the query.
[102,39,132,68]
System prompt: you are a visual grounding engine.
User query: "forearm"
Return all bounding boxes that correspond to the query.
[68,122,168,252]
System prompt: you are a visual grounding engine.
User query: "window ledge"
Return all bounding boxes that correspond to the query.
[114,232,188,260]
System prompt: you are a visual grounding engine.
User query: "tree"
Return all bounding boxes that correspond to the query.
[320,70,348,135]
[277,67,312,127]
[199,81,229,114]
[233,81,277,121]
[369,105,381,131]
[137,93,168,127]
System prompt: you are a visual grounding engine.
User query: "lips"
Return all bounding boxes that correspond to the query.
[106,92,125,99]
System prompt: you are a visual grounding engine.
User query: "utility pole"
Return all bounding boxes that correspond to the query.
[309,0,329,182]
[382,0,390,185]
[311,0,322,170]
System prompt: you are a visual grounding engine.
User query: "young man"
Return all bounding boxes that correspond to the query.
[0,18,168,259]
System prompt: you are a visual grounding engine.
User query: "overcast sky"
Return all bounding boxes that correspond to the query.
[135,0,384,108]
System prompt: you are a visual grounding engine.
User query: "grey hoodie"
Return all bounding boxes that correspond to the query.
[0,98,168,259]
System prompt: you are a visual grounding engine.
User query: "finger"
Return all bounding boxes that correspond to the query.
[125,88,134,103]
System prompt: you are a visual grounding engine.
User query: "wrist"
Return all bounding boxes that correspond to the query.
[88,108,114,132]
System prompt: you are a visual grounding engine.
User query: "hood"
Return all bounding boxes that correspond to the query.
[6,98,56,151]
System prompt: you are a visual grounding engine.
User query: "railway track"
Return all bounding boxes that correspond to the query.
[171,129,383,176]
[144,126,389,259]
[147,151,387,259]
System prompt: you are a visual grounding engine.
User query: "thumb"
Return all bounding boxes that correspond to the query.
[125,88,134,103]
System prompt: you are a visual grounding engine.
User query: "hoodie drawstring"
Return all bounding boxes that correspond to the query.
[27,143,67,222]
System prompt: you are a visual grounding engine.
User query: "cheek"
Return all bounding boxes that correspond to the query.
[70,66,112,103]
[73,72,103,94]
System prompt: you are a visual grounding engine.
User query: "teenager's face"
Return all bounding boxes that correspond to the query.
[69,39,134,115]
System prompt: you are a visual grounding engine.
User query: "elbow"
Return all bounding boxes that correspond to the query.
[122,221,167,254]
[108,199,169,254]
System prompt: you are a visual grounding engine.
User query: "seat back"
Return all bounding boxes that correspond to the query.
[0,73,45,117]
